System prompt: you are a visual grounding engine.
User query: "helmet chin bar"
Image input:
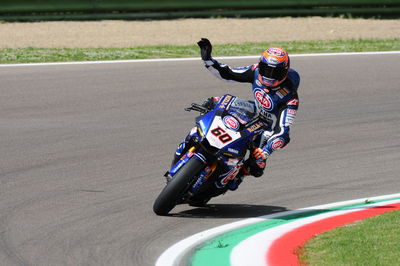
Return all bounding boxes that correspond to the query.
[260,75,278,87]
[259,74,287,88]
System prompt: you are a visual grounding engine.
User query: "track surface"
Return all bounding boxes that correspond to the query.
[1,54,399,266]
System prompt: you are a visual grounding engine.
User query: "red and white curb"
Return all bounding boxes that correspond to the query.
[156,193,400,266]
[233,196,400,266]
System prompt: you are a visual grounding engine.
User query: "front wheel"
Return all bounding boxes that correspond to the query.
[153,156,204,215]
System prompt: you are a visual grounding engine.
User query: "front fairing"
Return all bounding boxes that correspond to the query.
[196,95,264,158]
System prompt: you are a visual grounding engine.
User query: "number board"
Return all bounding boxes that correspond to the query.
[205,117,241,149]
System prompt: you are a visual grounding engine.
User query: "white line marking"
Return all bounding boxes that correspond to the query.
[155,193,400,266]
[1,51,399,67]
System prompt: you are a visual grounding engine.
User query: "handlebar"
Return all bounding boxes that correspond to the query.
[184,103,209,114]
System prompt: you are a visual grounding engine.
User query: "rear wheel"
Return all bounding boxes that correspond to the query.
[153,156,204,215]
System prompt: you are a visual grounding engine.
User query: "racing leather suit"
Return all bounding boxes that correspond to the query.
[202,57,300,177]
[171,57,299,190]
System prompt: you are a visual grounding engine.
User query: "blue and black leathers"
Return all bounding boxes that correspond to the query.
[203,58,300,169]
[173,56,300,183]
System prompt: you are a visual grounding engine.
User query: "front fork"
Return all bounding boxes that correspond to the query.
[169,145,199,177]
[189,160,218,193]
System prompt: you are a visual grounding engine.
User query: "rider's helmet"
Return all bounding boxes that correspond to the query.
[258,47,290,87]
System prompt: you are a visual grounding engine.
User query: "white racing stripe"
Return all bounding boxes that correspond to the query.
[1,51,400,68]
[156,193,400,266]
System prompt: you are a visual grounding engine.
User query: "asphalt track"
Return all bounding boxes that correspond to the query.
[1,53,399,266]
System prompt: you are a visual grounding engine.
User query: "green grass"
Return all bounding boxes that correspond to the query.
[299,210,400,266]
[0,38,399,64]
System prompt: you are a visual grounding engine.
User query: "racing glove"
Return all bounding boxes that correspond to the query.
[201,96,220,111]
[252,147,267,169]
[197,38,212,61]
[242,147,267,177]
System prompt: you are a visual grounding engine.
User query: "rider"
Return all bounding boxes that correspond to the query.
[171,38,300,190]
[197,38,300,182]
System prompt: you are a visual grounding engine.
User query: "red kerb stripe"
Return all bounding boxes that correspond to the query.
[267,203,400,266]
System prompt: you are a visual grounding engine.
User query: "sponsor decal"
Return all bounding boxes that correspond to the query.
[266,56,279,64]
[190,126,197,135]
[231,113,247,125]
[259,110,277,128]
[223,115,240,130]
[284,112,296,126]
[228,148,239,155]
[219,95,232,109]
[284,116,295,126]
[271,138,284,150]
[219,165,241,187]
[261,111,274,120]
[255,79,262,87]
[276,88,289,98]
[254,89,273,111]
[267,47,286,56]
[246,121,264,133]
[287,108,297,115]
[225,159,238,167]
[287,99,299,106]
[181,150,194,161]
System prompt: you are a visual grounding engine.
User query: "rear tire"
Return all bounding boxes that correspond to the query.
[153,156,204,215]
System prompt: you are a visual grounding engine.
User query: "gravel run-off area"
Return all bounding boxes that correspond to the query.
[1,17,399,48]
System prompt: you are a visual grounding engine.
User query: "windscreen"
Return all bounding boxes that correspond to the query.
[228,99,256,124]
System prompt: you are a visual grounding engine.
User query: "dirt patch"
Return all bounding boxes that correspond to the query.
[0,17,399,48]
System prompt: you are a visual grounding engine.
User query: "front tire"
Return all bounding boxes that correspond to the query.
[153,156,204,215]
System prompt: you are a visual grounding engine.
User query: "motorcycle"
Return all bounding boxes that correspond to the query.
[153,94,266,215]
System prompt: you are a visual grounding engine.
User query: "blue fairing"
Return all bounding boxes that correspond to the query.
[220,136,249,156]
[197,95,260,157]
[170,94,264,190]
[197,109,216,136]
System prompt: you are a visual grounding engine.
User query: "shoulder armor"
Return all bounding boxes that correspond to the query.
[286,69,300,91]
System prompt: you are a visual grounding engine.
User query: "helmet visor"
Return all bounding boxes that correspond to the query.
[259,61,287,81]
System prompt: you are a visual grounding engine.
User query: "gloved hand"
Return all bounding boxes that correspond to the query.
[252,147,267,169]
[201,97,215,111]
[197,38,212,61]
[201,97,220,110]
[242,147,267,178]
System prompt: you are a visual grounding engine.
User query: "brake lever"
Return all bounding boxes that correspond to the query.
[184,103,208,114]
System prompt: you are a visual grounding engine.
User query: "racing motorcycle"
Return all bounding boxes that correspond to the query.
[153,94,266,215]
